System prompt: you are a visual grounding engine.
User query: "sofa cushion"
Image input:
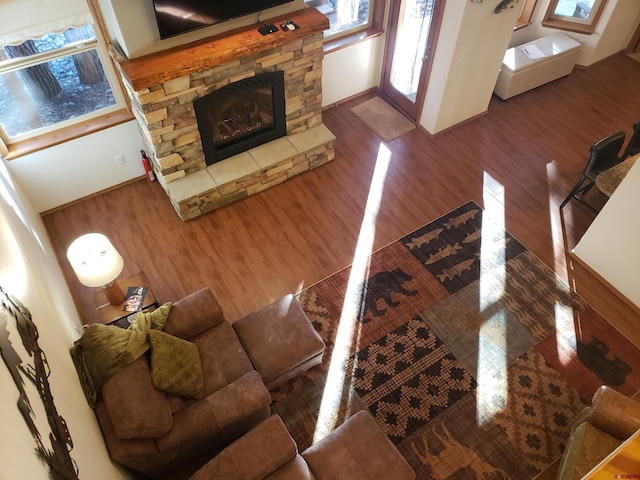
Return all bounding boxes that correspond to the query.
[164,288,225,340]
[156,371,270,455]
[194,321,254,396]
[189,415,297,480]
[148,329,204,399]
[265,455,315,479]
[102,357,173,439]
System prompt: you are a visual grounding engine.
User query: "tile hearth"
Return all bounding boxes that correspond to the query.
[161,124,335,219]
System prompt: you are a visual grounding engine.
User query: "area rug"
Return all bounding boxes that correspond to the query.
[271,201,640,479]
[350,96,416,142]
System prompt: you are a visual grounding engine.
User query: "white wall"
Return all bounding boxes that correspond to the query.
[420,0,520,134]
[99,0,306,58]
[572,157,640,309]
[6,120,145,213]
[510,0,640,66]
[0,160,132,479]
[323,37,386,106]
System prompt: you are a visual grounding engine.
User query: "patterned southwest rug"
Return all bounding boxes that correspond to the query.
[270,201,640,479]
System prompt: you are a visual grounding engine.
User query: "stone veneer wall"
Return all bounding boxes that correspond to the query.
[113,10,335,220]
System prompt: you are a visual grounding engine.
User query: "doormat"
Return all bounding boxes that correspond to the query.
[350,96,416,142]
[271,201,640,479]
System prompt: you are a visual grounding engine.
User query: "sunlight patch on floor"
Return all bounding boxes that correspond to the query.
[546,161,577,366]
[313,143,391,442]
[546,160,569,279]
[555,300,577,366]
[476,171,507,424]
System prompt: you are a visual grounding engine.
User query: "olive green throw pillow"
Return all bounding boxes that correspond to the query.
[148,330,204,399]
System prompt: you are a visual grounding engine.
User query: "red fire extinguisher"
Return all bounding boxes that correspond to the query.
[141,150,156,182]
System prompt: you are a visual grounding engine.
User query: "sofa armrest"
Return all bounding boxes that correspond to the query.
[156,370,271,455]
[163,288,226,340]
[573,386,640,440]
[102,357,173,439]
[302,410,415,480]
[95,401,175,477]
[190,415,297,480]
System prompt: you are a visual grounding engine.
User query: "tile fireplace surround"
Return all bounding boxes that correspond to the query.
[113,8,335,220]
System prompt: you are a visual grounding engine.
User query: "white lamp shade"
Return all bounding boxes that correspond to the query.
[66,233,124,287]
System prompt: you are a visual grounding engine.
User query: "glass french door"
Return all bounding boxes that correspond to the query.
[381,0,443,120]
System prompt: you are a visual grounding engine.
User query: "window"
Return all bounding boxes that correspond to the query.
[306,0,372,39]
[305,0,384,50]
[0,0,129,159]
[0,27,119,141]
[542,0,608,34]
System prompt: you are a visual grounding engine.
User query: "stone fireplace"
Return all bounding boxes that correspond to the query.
[112,8,335,220]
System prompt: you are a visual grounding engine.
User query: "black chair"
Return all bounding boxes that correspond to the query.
[622,121,640,159]
[560,131,626,210]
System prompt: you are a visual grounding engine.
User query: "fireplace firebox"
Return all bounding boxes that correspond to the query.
[194,71,287,165]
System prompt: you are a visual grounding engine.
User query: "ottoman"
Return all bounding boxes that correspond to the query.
[232,294,325,390]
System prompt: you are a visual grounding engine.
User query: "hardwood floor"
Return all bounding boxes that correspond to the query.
[43,52,640,349]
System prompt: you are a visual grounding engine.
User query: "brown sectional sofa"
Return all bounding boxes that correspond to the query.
[93,288,272,478]
[82,287,413,479]
[190,411,416,480]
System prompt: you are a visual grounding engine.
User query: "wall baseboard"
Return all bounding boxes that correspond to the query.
[40,176,146,217]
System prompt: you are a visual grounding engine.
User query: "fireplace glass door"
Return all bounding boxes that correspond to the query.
[195,71,287,165]
[212,88,274,147]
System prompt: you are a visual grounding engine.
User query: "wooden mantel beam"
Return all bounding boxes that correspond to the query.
[115,8,329,91]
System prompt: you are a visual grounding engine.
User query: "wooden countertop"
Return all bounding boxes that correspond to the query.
[572,154,640,314]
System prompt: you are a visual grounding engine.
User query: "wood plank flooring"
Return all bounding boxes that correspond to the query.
[43,52,640,351]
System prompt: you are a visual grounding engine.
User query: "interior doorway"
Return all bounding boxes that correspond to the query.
[380,0,444,121]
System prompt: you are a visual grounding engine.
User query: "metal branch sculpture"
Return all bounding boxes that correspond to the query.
[495,0,519,13]
[0,285,79,480]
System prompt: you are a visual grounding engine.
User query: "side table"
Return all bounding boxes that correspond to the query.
[94,272,158,328]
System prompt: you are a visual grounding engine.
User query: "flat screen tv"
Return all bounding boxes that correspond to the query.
[153,0,295,39]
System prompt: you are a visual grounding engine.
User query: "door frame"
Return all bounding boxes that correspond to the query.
[380,0,445,121]
[626,21,640,53]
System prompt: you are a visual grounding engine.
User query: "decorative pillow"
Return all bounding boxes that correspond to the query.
[148,329,204,399]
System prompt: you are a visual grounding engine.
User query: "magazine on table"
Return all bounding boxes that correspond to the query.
[122,286,147,312]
